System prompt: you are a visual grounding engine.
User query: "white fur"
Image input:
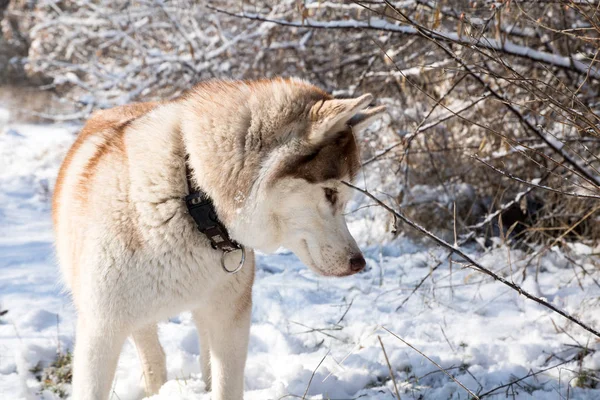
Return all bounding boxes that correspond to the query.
[53,79,385,399]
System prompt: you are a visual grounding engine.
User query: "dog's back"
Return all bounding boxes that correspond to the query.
[52,102,158,295]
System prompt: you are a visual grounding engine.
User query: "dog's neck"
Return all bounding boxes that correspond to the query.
[178,85,277,229]
[176,79,330,251]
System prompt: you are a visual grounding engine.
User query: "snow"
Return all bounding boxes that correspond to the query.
[212,11,600,79]
[2,115,600,399]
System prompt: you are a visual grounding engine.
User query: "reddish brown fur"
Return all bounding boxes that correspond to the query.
[52,102,160,228]
[53,102,160,300]
[179,77,330,102]
[276,127,361,183]
[179,78,334,222]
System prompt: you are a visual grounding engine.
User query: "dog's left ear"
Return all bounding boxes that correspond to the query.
[308,94,375,145]
[347,105,387,132]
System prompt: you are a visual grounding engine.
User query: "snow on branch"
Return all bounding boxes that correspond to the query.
[206,6,600,79]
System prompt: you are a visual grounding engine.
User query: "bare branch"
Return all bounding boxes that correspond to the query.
[378,336,402,400]
[206,5,600,78]
[472,156,600,200]
[343,181,600,339]
[382,327,480,399]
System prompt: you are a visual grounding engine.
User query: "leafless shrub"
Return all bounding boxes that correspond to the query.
[3,2,600,396]
[6,0,599,246]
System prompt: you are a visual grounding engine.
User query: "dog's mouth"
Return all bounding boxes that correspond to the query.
[300,239,357,277]
[301,239,317,267]
[301,239,328,275]
[310,265,359,278]
[317,267,360,277]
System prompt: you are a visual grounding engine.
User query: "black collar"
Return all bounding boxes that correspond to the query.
[184,159,242,253]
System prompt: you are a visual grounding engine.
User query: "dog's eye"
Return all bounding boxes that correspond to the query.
[324,188,338,205]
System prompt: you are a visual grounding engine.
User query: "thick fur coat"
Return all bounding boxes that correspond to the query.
[52,78,384,399]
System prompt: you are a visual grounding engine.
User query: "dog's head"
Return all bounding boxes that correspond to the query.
[233,86,385,277]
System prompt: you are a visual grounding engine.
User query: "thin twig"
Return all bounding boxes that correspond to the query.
[380,0,600,188]
[302,351,329,400]
[336,298,355,325]
[378,336,402,400]
[362,96,488,166]
[471,156,600,200]
[343,181,600,339]
[478,354,583,398]
[205,5,600,78]
[395,261,443,311]
[382,326,480,399]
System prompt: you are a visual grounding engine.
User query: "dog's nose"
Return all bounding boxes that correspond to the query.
[349,254,366,272]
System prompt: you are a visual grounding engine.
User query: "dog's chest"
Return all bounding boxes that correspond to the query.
[152,221,221,276]
[109,204,223,300]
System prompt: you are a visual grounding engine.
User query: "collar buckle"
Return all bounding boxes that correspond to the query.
[184,191,242,254]
[184,158,245,274]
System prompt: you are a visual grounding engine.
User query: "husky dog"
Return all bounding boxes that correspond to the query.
[52,78,385,400]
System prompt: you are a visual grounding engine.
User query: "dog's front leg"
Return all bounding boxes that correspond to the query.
[208,301,251,400]
[132,323,167,395]
[202,270,253,400]
[192,311,213,391]
[71,316,126,400]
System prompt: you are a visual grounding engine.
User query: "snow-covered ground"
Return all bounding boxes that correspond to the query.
[2,114,600,400]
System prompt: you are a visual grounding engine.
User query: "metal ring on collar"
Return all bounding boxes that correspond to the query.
[221,245,245,274]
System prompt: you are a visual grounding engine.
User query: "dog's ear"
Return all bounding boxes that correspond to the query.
[348,105,386,132]
[308,94,373,145]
